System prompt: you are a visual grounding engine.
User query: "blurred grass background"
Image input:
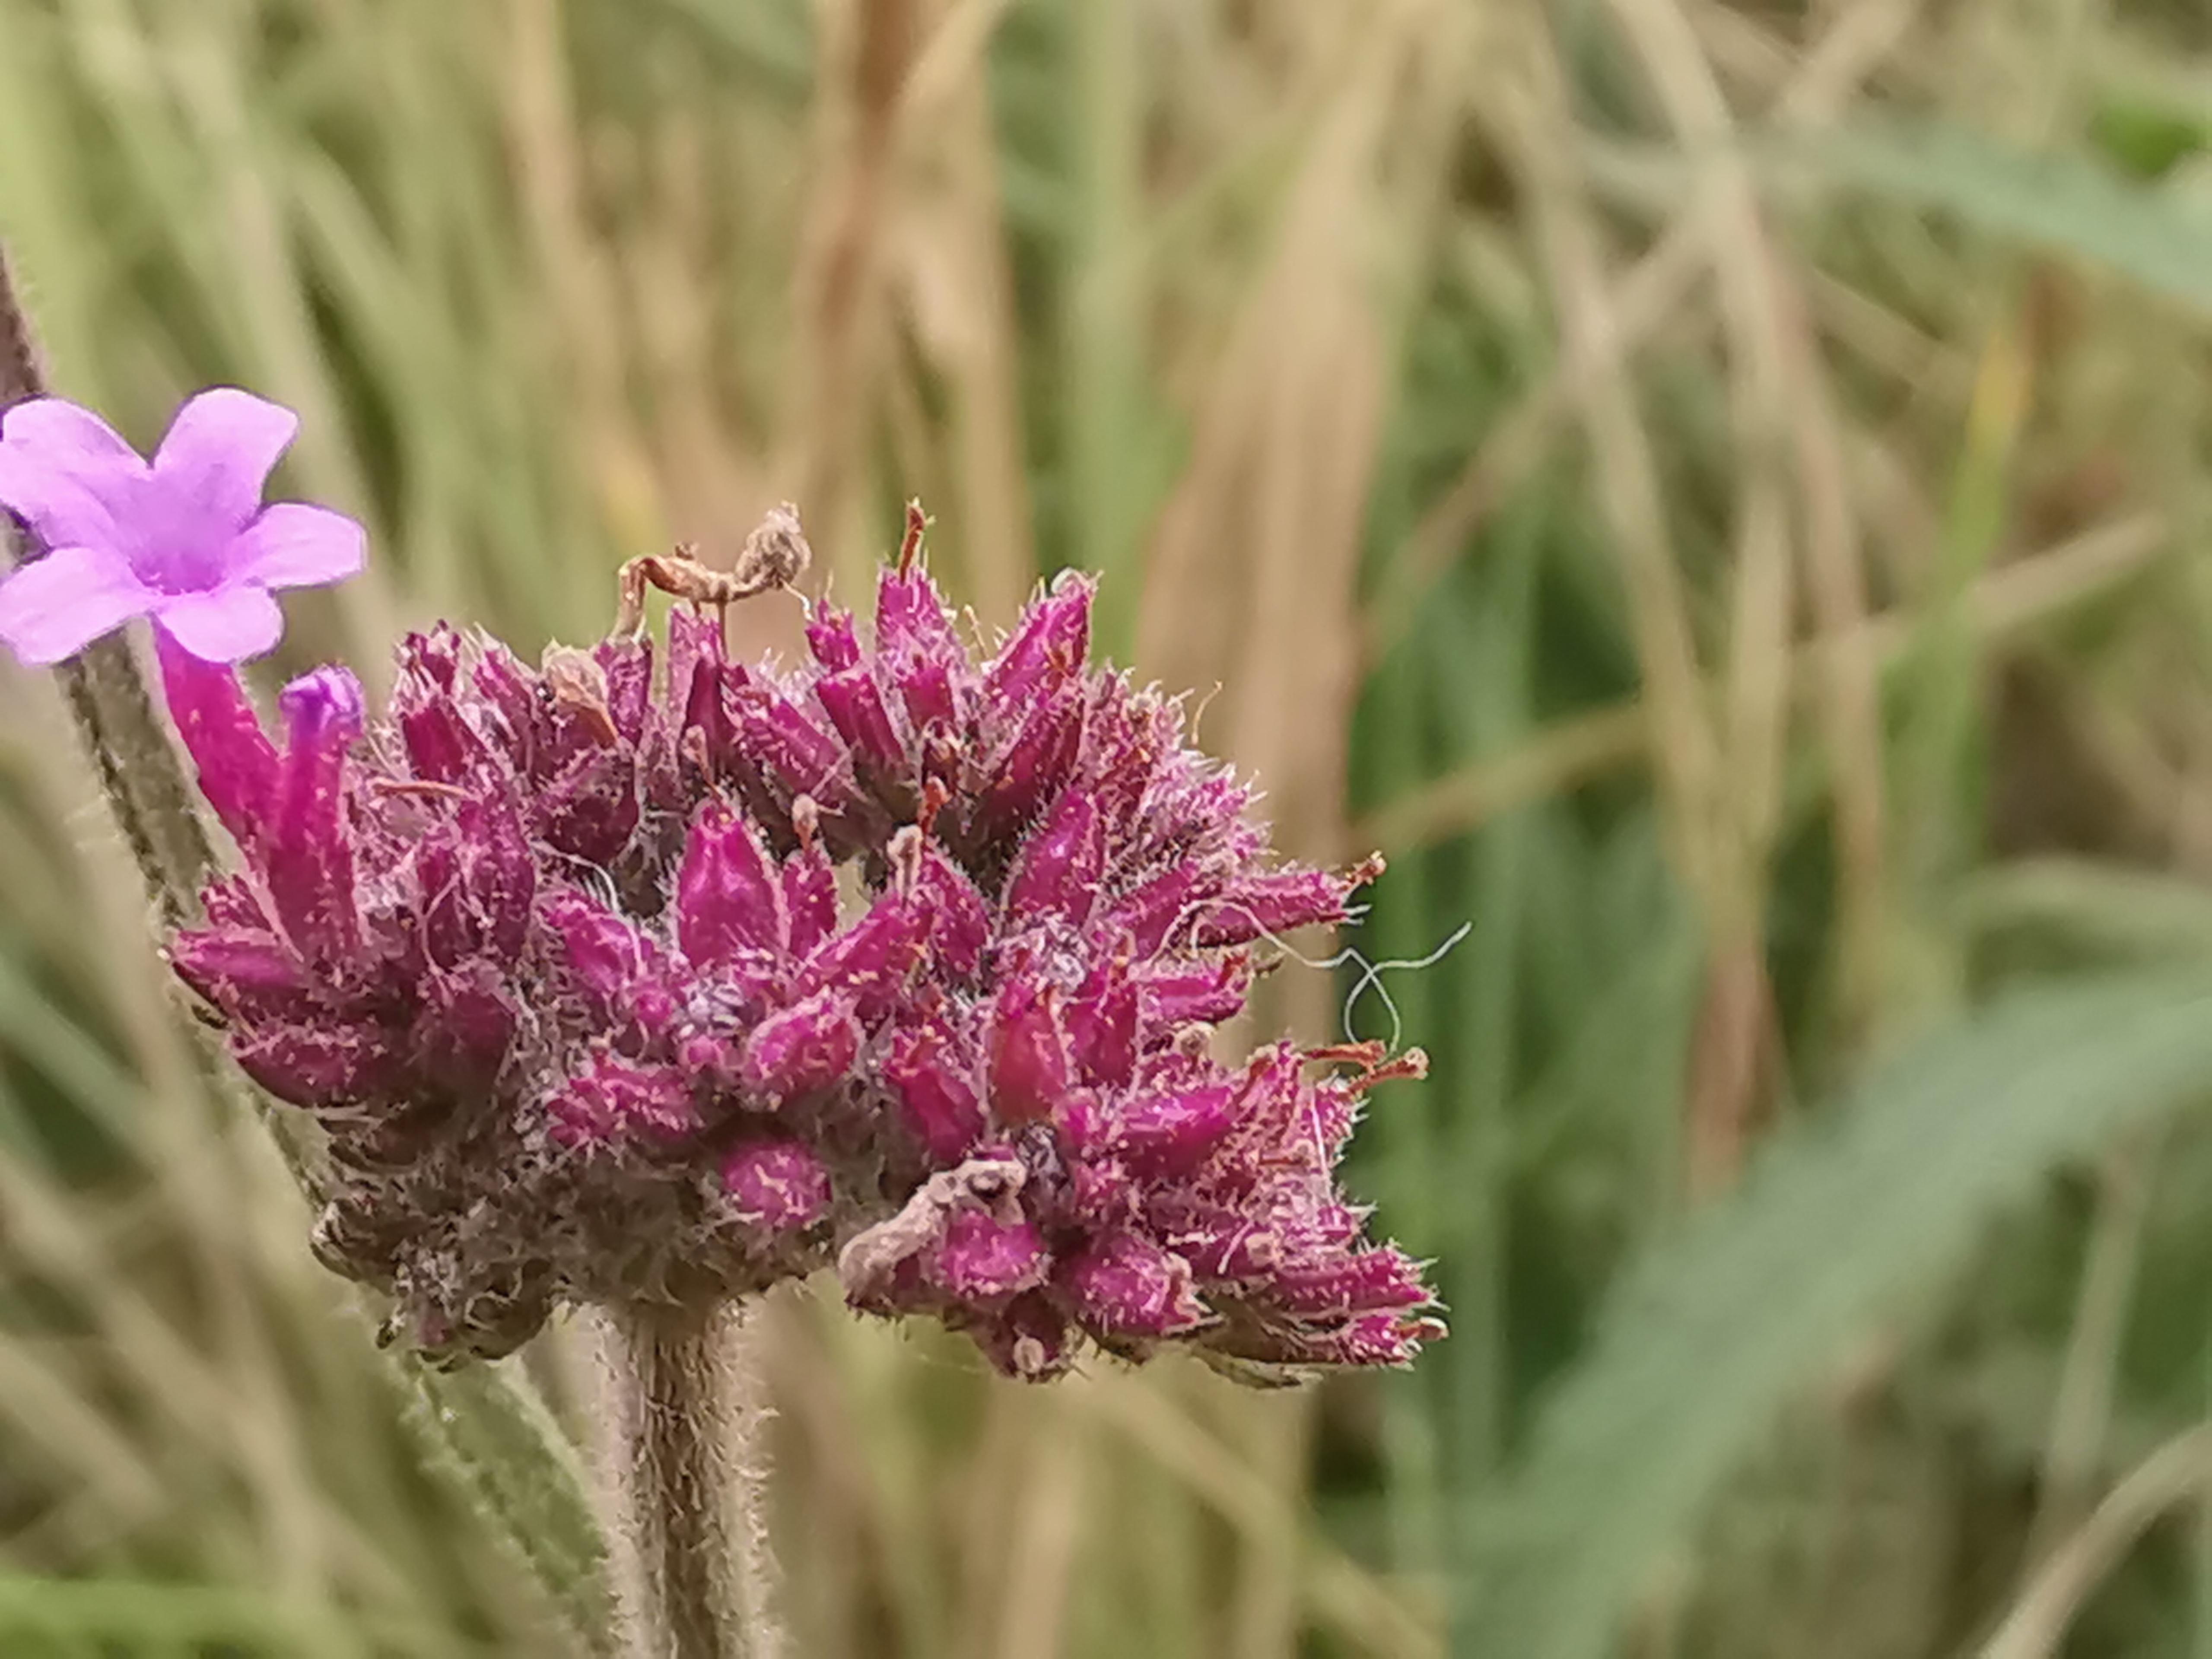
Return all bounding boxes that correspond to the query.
[3,0,2212,1654]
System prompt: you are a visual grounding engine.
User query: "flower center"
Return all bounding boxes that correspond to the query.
[124,474,238,594]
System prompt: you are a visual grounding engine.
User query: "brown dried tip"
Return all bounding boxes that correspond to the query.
[790,792,822,852]
[896,499,927,575]
[1307,1039,1389,1070]
[540,645,618,746]
[916,775,950,839]
[734,502,811,594]
[1363,1048,1430,1088]
[1307,1041,1428,1089]
[1346,851,1387,890]
[367,777,471,802]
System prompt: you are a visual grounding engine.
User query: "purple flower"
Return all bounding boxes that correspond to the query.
[0,389,365,664]
[158,506,1440,1380]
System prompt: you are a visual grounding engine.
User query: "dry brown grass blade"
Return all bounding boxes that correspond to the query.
[1978,1424,2212,1659]
[0,1332,165,1547]
[0,1149,408,1599]
[1774,257,1890,1034]
[1361,0,1928,673]
[941,1377,1017,1654]
[625,116,763,574]
[1138,2,1446,855]
[1224,1390,1316,1659]
[1606,0,1798,1195]
[889,0,1033,630]
[2022,1142,2154,1572]
[1127,10,1470,1652]
[1357,512,2170,854]
[745,1297,892,1659]
[505,0,643,559]
[1499,13,1724,929]
[1769,0,1928,125]
[1072,1370,1442,1659]
[783,0,920,594]
[987,1392,1088,1659]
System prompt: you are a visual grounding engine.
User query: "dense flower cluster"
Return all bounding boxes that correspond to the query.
[158,509,1440,1379]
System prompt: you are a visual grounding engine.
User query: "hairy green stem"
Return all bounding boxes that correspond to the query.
[594,1301,781,1659]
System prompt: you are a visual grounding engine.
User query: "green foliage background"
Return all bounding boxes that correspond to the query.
[4,0,2212,1654]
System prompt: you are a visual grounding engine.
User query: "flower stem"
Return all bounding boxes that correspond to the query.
[594,1300,782,1659]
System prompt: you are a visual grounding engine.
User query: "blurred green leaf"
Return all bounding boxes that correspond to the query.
[1766,121,2212,312]
[1461,968,2212,1659]
[1961,858,2212,966]
[0,1572,485,1655]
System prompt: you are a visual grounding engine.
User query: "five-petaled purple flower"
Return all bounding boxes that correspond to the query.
[155,504,1441,1382]
[0,389,364,664]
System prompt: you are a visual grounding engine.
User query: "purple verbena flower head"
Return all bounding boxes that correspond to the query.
[0,390,365,664]
[160,504,1441,1380]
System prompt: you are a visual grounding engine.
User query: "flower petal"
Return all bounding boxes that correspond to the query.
[0,398,146,551]
[153,585,284,663]
[740,989,861,1101]
[0,543,154,664]
[152,388,299,535]
[232,502,365,590]
[677,801,788,965]
[154,629,279,850]
[268,669,367,964]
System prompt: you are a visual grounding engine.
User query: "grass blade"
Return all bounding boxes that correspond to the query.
[1463,967,2212,1659]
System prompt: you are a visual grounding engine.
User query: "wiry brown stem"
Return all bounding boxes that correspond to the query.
[594,1301,781,1659]
[0,243,214,921]
[0,241,40,406]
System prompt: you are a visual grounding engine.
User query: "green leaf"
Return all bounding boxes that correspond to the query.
[399,1358,616,1656]
[1959,857,2212,965]
[1763,121,2212,313]
[1458,968,2212,1659]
